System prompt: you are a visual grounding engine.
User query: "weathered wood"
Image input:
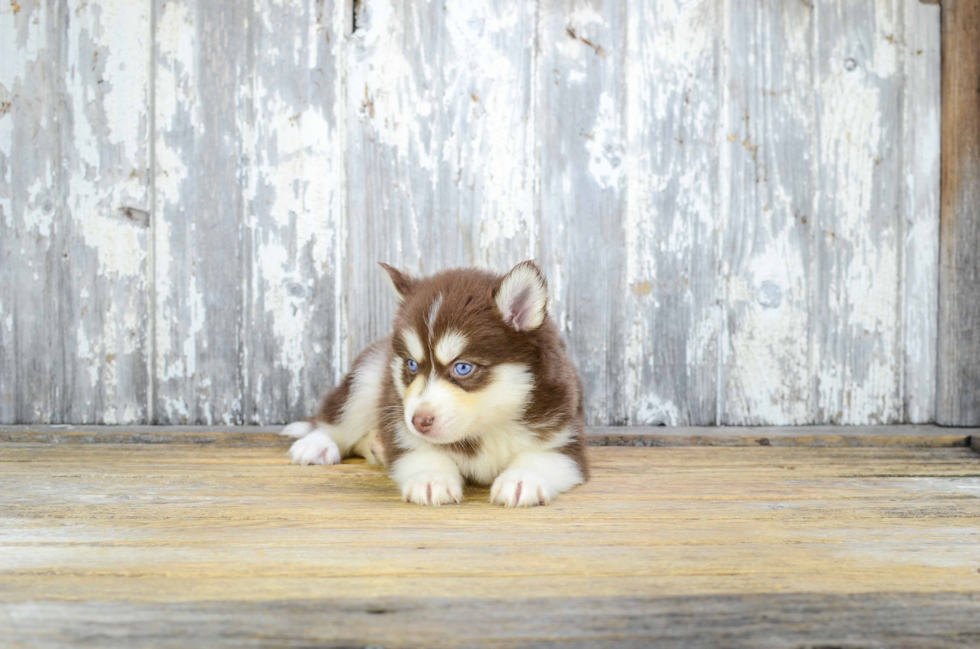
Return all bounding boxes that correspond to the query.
[589,425,973,448]
[812,0,907,425]
[937,0,980,426]
[6,594,980,649]
[344,0,538,356]
[1,0,948,427]
[622,0,720,425]
[902,0,942,423]
[719,0,815,425]
[1,425,975,448]
[63,0,153,424]
[242,0,346,424]
[0,2,66,424]
[3,443,980,644]
[538,0,626,427]
[152,0,250,424]
[0,1,152,425]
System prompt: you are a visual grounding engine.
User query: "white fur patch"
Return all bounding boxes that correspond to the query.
[391,450,464,505]
[390,357,407,398]
[288,430,342,466]
[280,421,315,439]
[489,451,583,507]
[426,293,443,340]
[401,328,425,362]
[331,344,389,453]
[434,330,468,366]
[496,263,548,331]
[400,363,533,447]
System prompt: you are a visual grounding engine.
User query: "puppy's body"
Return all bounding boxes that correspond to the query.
[282,262,589,507]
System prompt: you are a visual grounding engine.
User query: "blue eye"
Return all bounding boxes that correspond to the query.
[453,362,473,377]
[407,359,418,373]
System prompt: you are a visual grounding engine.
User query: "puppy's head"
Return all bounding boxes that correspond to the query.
[381,261,548,445]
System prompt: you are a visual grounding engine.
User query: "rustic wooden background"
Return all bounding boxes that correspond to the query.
[0,0,942,427]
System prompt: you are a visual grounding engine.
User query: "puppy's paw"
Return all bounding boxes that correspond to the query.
[288,431,342,466]
[401,474,463,506]
[490,469,553,508]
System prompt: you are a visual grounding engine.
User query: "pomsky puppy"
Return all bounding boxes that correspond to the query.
[281,261,589,507]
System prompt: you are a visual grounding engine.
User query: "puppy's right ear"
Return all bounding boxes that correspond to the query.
[378,262,415,303]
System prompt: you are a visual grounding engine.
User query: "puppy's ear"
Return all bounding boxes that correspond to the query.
[495,261,549,331]
[378,263,415,303]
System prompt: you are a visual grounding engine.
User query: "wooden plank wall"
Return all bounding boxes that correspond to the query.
[0,0,943,427]
[937,0,980,427]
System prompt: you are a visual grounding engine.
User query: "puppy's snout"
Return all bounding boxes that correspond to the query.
[412,411,435,434]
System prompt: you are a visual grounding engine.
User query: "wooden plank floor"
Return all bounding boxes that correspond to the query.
[2,432,980,647]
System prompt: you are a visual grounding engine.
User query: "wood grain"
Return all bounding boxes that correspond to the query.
[6,594,980,648]
[902,0,942,423]
[345,0,537,356]
[538,0,626,427]
[242,0,346,424]
[0,1,153,425]
[623,0,720,425]
[1,0,947,427]
[937,0,980,426]
[0,2,67,424]
[63,0,153,425]
[2,442,980,644]
[152,0,249,424]
[719,0,815,425]
[812,0,906,425]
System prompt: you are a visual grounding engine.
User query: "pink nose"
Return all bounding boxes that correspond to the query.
[412,412,435,434]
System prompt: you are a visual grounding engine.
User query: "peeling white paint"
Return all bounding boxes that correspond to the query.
[585,92,624,190]
[0,0,942,426]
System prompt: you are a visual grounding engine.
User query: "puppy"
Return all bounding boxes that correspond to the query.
[281,261,589,507]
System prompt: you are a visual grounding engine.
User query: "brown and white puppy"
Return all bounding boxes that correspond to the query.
[281,261,589,507]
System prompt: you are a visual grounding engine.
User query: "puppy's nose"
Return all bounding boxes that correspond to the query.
[412,412,435,434]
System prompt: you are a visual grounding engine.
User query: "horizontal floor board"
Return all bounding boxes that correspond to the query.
[3,440,980,644]
[6,593,980,649]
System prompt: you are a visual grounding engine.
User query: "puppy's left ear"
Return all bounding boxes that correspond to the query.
[378,262,415,303]
[495,261,549,331]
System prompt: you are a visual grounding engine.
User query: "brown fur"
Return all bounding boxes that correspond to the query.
[377,264,589,478]
[306,262,589,491]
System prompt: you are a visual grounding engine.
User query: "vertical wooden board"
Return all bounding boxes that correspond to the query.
[719,0,815,425]
[345,0,537,357]
[937,0,980,426]
[62,0,152,423]
[901,1,940,423]
[0,2,66,423]
[153,0,249,424]
[537,0,626,426]
[811,0,904,424]
[623,0,720,425]
[243,0,345,424]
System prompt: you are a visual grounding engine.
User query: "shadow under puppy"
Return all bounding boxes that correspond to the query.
[282,261,589,507]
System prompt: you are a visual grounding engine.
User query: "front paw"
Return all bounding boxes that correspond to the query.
[401,474,463,506]
[490,469,552,508]
[288,431,342,466]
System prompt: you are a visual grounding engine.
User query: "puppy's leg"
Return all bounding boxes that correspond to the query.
[351,429,382,465]
[490,451,584,508]
[390,450,463,506]
[281,339,389,466]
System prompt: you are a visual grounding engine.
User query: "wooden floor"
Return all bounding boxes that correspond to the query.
[2,429,980,647]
